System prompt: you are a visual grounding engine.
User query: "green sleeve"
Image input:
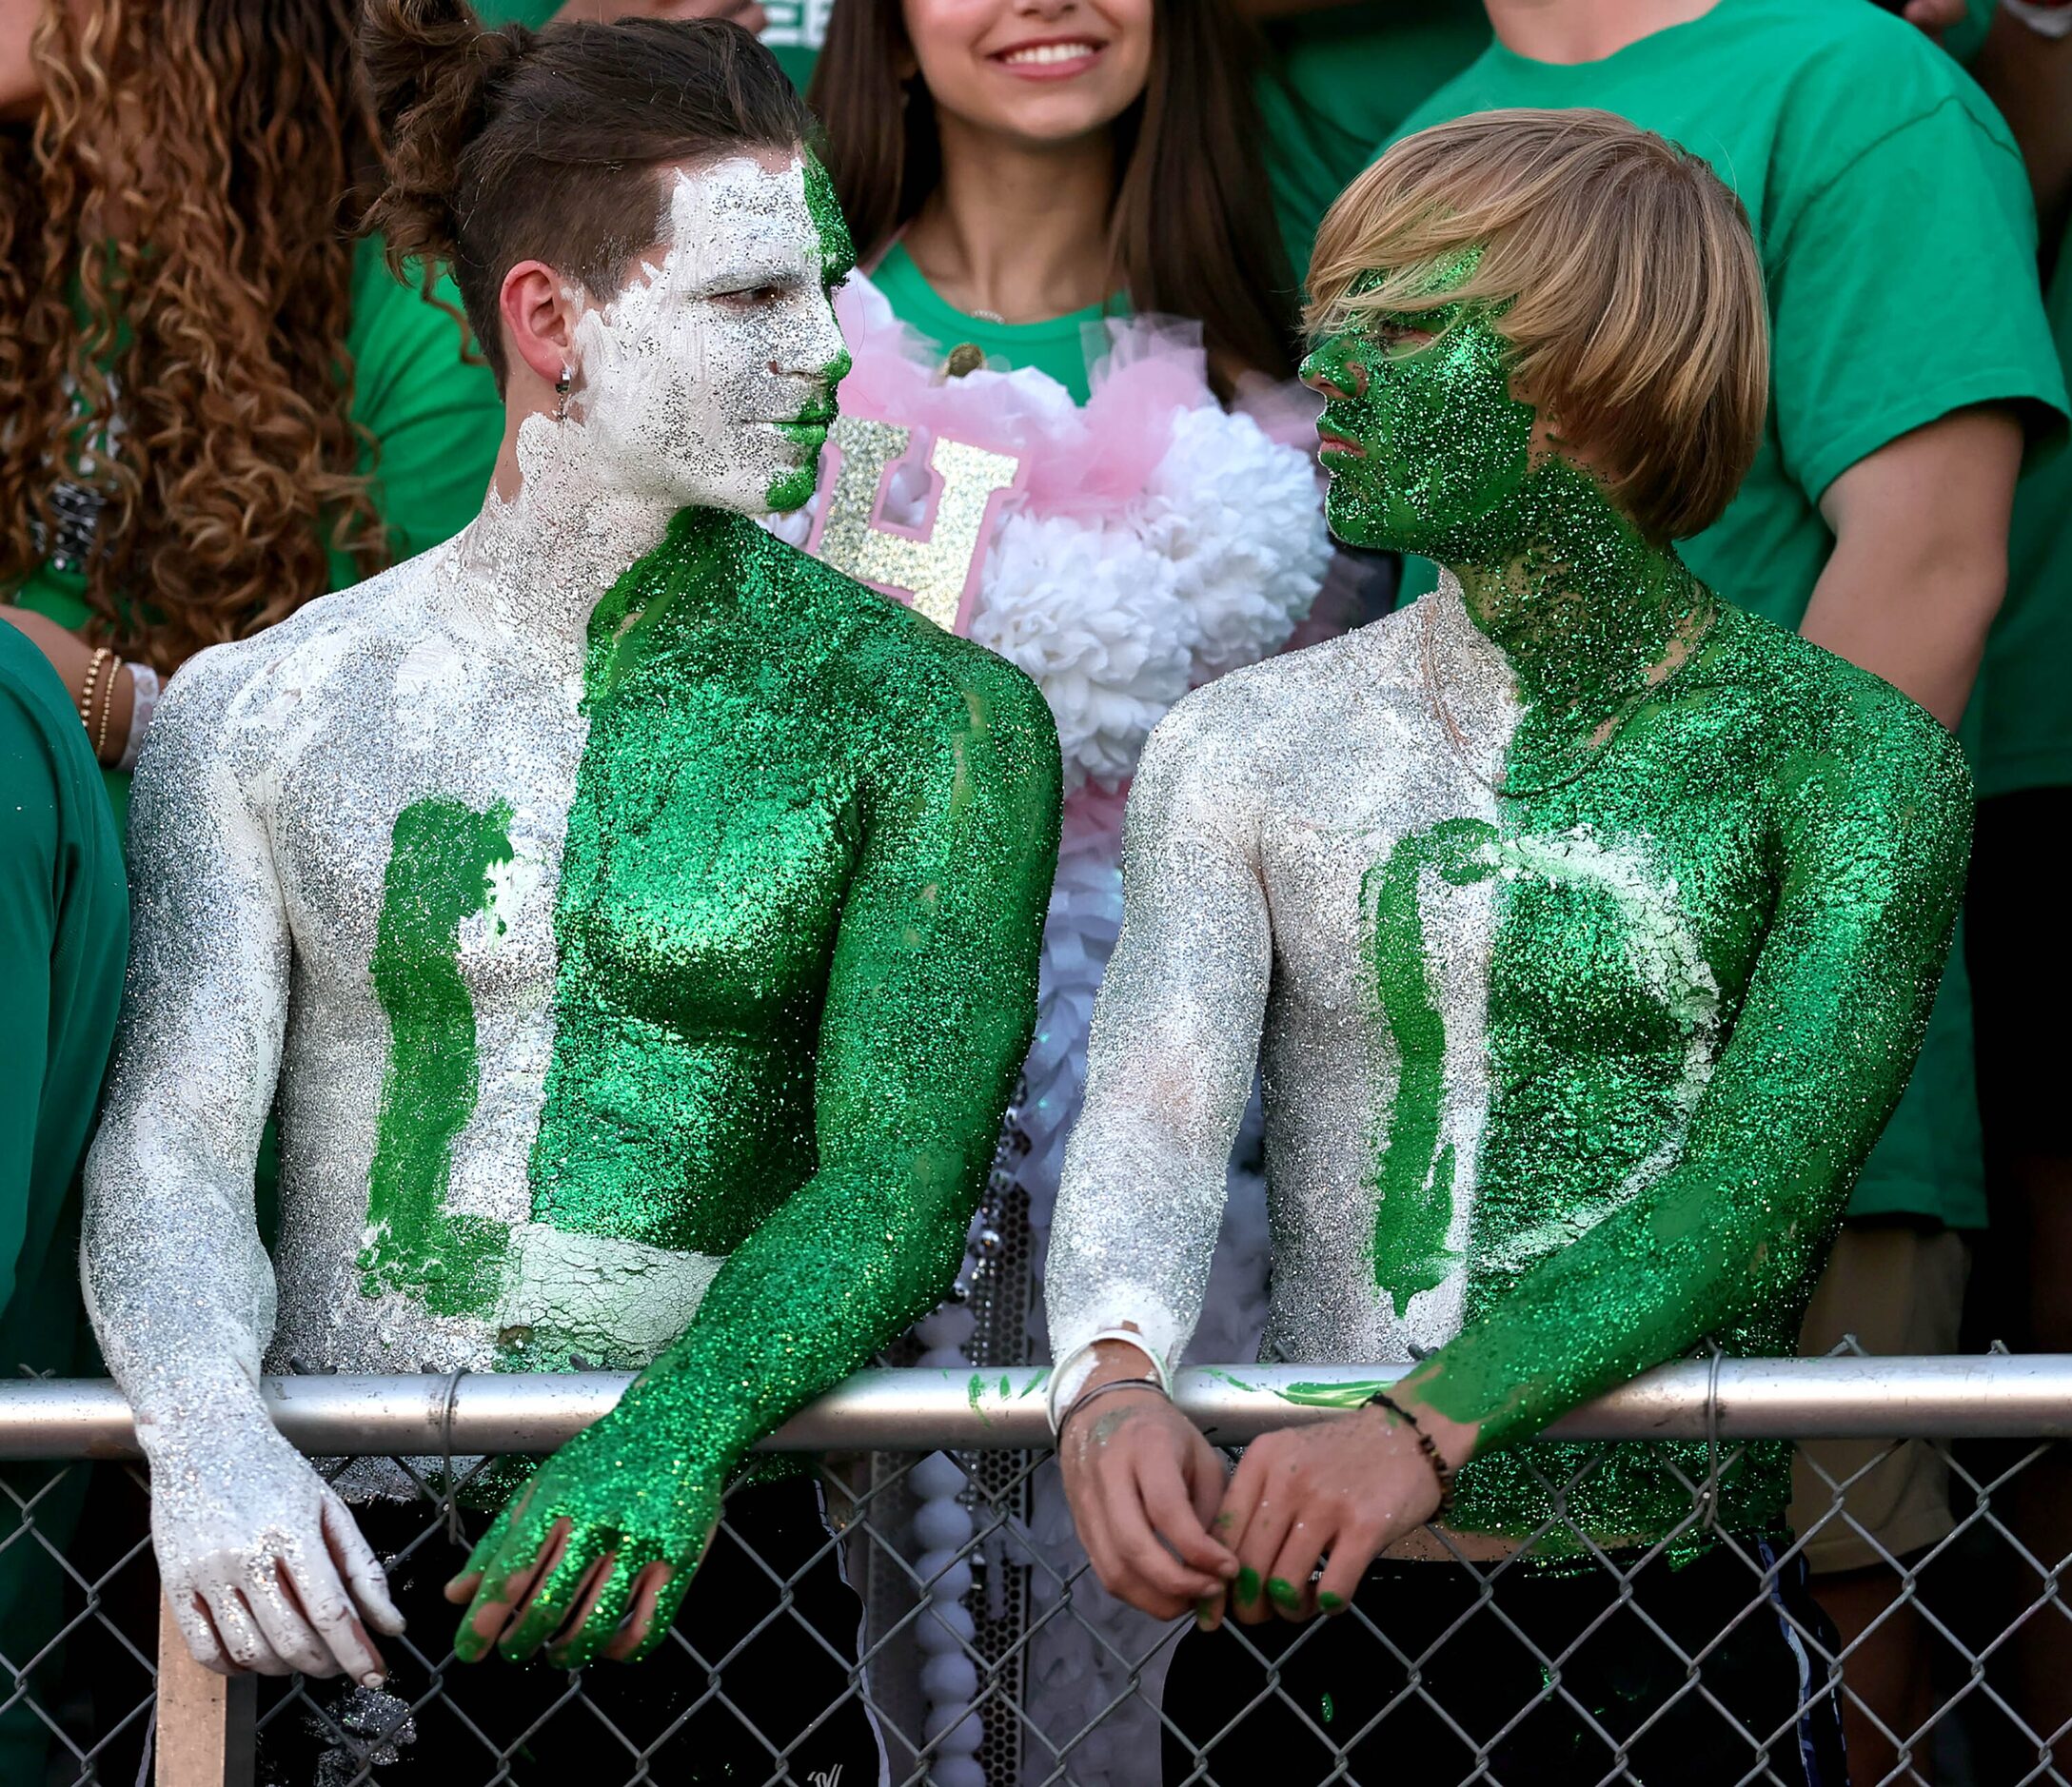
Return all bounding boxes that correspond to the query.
[1766,97,2066,506]
[0,692,61,1322]
[620,642,1061,1459]
[1411,699,1974,1450]
[337,246,503,587]
[0,634,126,1335]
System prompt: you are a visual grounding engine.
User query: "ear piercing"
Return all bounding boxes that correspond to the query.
[555,367,573,422]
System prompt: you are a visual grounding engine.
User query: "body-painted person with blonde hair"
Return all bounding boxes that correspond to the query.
[79,3,1058,1779]
[1043,108,1972,1786]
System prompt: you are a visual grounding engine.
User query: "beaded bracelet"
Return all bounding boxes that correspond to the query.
[78,646,113,744]
[92,659,120,762]
[1364,1389,1456,1522]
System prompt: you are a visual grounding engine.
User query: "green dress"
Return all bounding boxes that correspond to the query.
[0,624,128,1780]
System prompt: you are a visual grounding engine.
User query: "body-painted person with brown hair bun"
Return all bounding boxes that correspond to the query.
[1044,108,1972,1786]
[79,1,1058,1777]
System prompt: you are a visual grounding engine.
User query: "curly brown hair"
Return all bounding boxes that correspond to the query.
[0,0,393,677]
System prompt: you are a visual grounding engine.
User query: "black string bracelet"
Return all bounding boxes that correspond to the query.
[1365,1389,1456,1522]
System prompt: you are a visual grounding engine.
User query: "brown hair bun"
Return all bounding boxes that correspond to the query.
[361,0,533,276]
[359,2,815,387]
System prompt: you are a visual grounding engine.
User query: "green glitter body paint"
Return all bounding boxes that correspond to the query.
[1363,817,1497,1314]
[1316,297,1972,1543]
[455,509,1059,1659]
[360,799,514,1313]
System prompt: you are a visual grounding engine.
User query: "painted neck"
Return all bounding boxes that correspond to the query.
[1484,0,1719,64]
[455,407,699,656]
[903,112,1116,321]
[1447,476,1705,733]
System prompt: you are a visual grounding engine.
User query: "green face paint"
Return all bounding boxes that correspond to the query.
[763,154,858,515]
[1302,287,1534,563]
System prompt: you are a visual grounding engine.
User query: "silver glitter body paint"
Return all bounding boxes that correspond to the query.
[1045,573,1719,1406]
[81,157,847,1678]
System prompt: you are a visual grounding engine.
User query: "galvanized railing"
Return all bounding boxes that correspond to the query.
[5,1357,2070,1786]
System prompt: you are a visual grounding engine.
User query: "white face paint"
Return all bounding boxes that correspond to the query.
[562,153,849,517]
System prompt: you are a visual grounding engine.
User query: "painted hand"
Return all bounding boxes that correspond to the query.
[151,1420,401,1683]
[445,1411,725,1669]
[1057,1387,1236,1622]
[1211,1405,1454,1628]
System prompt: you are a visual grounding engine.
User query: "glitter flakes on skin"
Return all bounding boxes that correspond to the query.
[81,147,1058,1677]
[1048,269,1972,1553]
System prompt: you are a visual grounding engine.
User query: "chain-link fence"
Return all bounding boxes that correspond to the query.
[5,1357,2071,1787]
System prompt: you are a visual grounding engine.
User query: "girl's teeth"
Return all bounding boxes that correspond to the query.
[1002,43,1098,66]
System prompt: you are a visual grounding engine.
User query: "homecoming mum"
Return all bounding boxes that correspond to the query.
[1045,108,1971,1786]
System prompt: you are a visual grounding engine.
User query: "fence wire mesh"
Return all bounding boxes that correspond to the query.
[5,1358,2070,1787]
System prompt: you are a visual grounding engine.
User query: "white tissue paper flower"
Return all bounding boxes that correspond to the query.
[1140,404,1333,686]
[969,513,1189,793]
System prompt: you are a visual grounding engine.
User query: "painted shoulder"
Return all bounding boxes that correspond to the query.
[1149,608,1414,768]
[1714,606,1972,799]
[161,548,444,717]
[141,544,453,795]
[751,522,1060,756]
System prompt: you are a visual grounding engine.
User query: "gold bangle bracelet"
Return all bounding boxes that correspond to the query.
[78,646,113,737]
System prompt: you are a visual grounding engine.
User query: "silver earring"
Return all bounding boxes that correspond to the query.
[555,368,573,422]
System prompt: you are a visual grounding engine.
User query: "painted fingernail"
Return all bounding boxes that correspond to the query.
[1317,1591,1347,1615]
[361,1671,385,1689]
[1234,1566,1261,1604]
[1267,1577,1301,1611]
[1195,1596,1220,1629]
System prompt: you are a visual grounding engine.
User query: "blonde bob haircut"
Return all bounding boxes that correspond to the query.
[1307,108,1769,543]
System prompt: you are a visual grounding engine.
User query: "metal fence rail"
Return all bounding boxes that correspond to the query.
[5,1358,2070,1787]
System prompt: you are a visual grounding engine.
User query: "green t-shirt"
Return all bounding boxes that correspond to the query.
[10,235,503,824]
[870,241,1125,403]
[1974,217,2072,797]
[1256,0,1492,266]
[1391,0,2072,1229]
[0,623,127,1782]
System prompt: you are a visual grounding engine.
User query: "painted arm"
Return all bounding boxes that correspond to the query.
[81,655,400,1682]
[451,640,1061,1666]
[1044,706,1274,1415]
[1398,696,1975,1455]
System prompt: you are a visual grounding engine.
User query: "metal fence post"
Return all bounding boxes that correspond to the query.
[154,1595,253,1787]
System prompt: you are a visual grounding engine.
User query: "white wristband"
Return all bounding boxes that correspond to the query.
[1046,1327,1173,1436]
[117,661,162,774]
[2002,0,2072,37]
